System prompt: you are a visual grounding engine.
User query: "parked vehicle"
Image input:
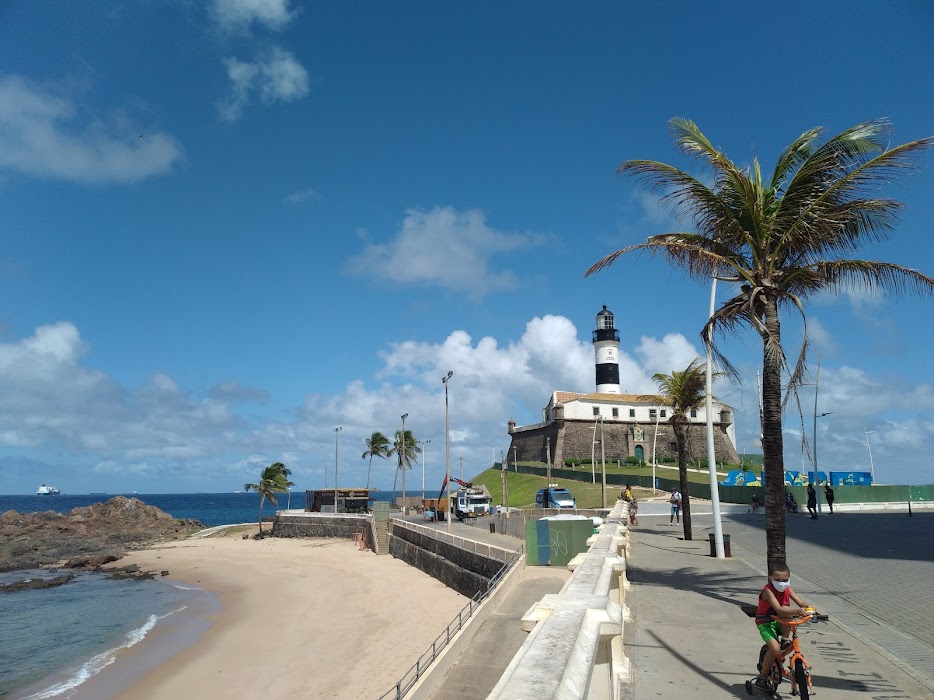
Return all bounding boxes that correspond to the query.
[536,486,576,509]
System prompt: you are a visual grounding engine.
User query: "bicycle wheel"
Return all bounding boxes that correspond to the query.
[794,659,810,700]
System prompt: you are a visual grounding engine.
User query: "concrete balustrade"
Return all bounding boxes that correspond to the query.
[488,501,632,700]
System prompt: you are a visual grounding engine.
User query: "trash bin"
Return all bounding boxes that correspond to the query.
[708,533,731,557]
[489,522,496,534]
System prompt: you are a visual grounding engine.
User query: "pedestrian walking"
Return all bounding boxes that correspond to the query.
[806,483,818,519]
[824,484,835,514]
[751,492,761,515]
[628,497,639,526]
[669,488,682,526]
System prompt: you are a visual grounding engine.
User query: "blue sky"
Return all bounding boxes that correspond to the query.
[1,0,933,494]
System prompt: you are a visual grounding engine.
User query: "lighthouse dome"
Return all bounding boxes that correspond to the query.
[596,305,615,330]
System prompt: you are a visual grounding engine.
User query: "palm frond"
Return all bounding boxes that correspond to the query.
[809,260,934,297]
[769,126,823,195]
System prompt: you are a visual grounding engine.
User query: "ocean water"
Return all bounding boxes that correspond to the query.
[0,492,399,698]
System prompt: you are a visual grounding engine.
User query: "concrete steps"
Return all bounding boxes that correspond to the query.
[373,502,390,555]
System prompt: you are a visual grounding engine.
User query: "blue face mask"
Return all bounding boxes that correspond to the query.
[770,578,791,593]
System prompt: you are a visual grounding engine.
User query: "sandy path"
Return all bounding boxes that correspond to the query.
[82,532,467,699]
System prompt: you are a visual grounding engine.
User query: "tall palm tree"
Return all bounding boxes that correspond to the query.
[361,431,391,492]
[652,359,711,541]
[588,118,933,570]
[243,462,294,538]
[390,429,421,498]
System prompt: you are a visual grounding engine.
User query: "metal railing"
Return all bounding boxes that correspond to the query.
[377,545,524,700]
[388,518,517,563]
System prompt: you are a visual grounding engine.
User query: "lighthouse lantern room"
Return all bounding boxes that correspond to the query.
[593,305,621,394]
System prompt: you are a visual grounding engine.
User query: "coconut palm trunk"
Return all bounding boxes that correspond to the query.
[365,454,374,492]
[257,493,266,537]
[762,297,787,569]
[672,417,693,540]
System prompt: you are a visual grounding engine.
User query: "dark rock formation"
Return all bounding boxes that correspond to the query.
[0,497,204,573]
[0,574,73,593]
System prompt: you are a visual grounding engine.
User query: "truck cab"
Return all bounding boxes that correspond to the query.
[451,488,492,521]
[536,486,576,509]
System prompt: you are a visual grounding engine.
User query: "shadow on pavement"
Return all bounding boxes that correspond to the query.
[646,629,750,698]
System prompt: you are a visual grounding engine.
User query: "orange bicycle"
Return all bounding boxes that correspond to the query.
[744,608,829,699]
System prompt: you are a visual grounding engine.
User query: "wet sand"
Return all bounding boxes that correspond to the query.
[77,530,467,699]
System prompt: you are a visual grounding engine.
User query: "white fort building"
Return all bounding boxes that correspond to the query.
[507,305,740,467]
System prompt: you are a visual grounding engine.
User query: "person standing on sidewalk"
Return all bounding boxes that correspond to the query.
[669,488,682,526]
[806,483,818,519]
[824,484,835,514]
[751,492,761,515]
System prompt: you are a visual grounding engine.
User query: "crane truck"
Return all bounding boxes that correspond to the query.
[428,476,492,521]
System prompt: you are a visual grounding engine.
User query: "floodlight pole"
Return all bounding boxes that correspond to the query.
[401,413,408,514]
[705,277,725,558]
[333,426,342,513]
[443,371,454,533]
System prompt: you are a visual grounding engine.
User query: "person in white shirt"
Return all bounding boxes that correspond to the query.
[669,488,682,525]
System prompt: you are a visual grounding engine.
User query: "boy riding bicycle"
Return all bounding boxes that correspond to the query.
[753,563,813,693]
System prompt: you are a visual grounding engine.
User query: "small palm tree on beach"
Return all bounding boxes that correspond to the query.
[362,431,391,492]
[652,359,711,542]
[588,118,933,570]
[244,462,294,538]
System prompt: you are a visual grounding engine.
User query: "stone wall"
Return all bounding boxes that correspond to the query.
[509,418,738,467]
[389,524,505,598]
[271,513,370,540]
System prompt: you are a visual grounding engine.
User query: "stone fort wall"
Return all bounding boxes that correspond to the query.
[508,418,739,466]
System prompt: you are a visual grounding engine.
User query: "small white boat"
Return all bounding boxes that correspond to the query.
[37,484,61,495]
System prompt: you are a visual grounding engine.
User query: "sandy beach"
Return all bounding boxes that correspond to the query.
[76,529,468,699]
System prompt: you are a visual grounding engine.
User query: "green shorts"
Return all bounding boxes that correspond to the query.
[757,620,782,643]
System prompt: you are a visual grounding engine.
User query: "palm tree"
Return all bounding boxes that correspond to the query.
[243,462,294,538]
[390,429,422,498]
[588,118,933,570]
[361,431,391,492]
[652,359,711,541]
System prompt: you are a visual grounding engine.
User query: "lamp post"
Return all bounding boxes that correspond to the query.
[400,413,409,514]
[287,485,291,511]
[651,408,661,494]
[590,421,599,484]
[863,424,876,482]
[333,426,342,513]
[705,276,725,558]
[419,439,431,501]
[600,415,607,508]
[443,371,453,533]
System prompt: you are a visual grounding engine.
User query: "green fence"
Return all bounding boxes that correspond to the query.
[515,464,933,505]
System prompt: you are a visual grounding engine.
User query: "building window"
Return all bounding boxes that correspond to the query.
[649,408,657,419]
[690,409,697,418]
[629,408,635,418]
[660,409,667,418]
[612,408,619,418]
[593,407,600,416]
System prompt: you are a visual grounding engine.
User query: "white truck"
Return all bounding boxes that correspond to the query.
[450,484,492,521]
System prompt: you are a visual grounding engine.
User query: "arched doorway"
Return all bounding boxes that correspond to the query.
[634,445,645,461]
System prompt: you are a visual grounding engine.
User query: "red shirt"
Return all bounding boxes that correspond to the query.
[756,581,790,624]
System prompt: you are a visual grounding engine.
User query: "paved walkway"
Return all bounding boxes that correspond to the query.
[625,515,934,699]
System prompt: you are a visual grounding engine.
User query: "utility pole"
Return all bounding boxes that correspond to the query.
[600,415,607,508]
[512,445,518,472]
[459,456,464,481]
[590,421,599,484]
[546,437,551,484]
[864,423,876,482]
[333,426,342,514]
[400,413,408,514]
[419,439,430,501]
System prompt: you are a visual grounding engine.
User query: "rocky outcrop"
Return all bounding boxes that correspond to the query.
[0,497,203,572]
[0,574,73,593]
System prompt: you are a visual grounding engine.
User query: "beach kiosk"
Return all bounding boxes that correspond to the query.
[305,488,373,514]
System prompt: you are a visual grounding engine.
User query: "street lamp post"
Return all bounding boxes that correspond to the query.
[600,415,607,508]
[705,276,725,558]
[651,409,661,494]
[333,426,342,513]
[590,421,599,484]
[443,371,454,533]
[864,424,876,482]
[420,439,431,501]
[400,413,409,513]
[287,485,291,511]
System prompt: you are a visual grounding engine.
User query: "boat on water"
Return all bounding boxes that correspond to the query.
[37,484,61,495]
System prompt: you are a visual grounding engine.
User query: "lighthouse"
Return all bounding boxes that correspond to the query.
[593,305,621,394]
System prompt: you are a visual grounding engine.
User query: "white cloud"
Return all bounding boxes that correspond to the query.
[0,75,182,184]
[345,206,546,298]
[211,0,297,33]
[283,186,317,204]
[219,49,309,122]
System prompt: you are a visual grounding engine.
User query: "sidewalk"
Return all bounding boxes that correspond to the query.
[623,522,934,699]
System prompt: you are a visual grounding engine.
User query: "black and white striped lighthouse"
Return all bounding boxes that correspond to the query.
[593,305,621,394]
